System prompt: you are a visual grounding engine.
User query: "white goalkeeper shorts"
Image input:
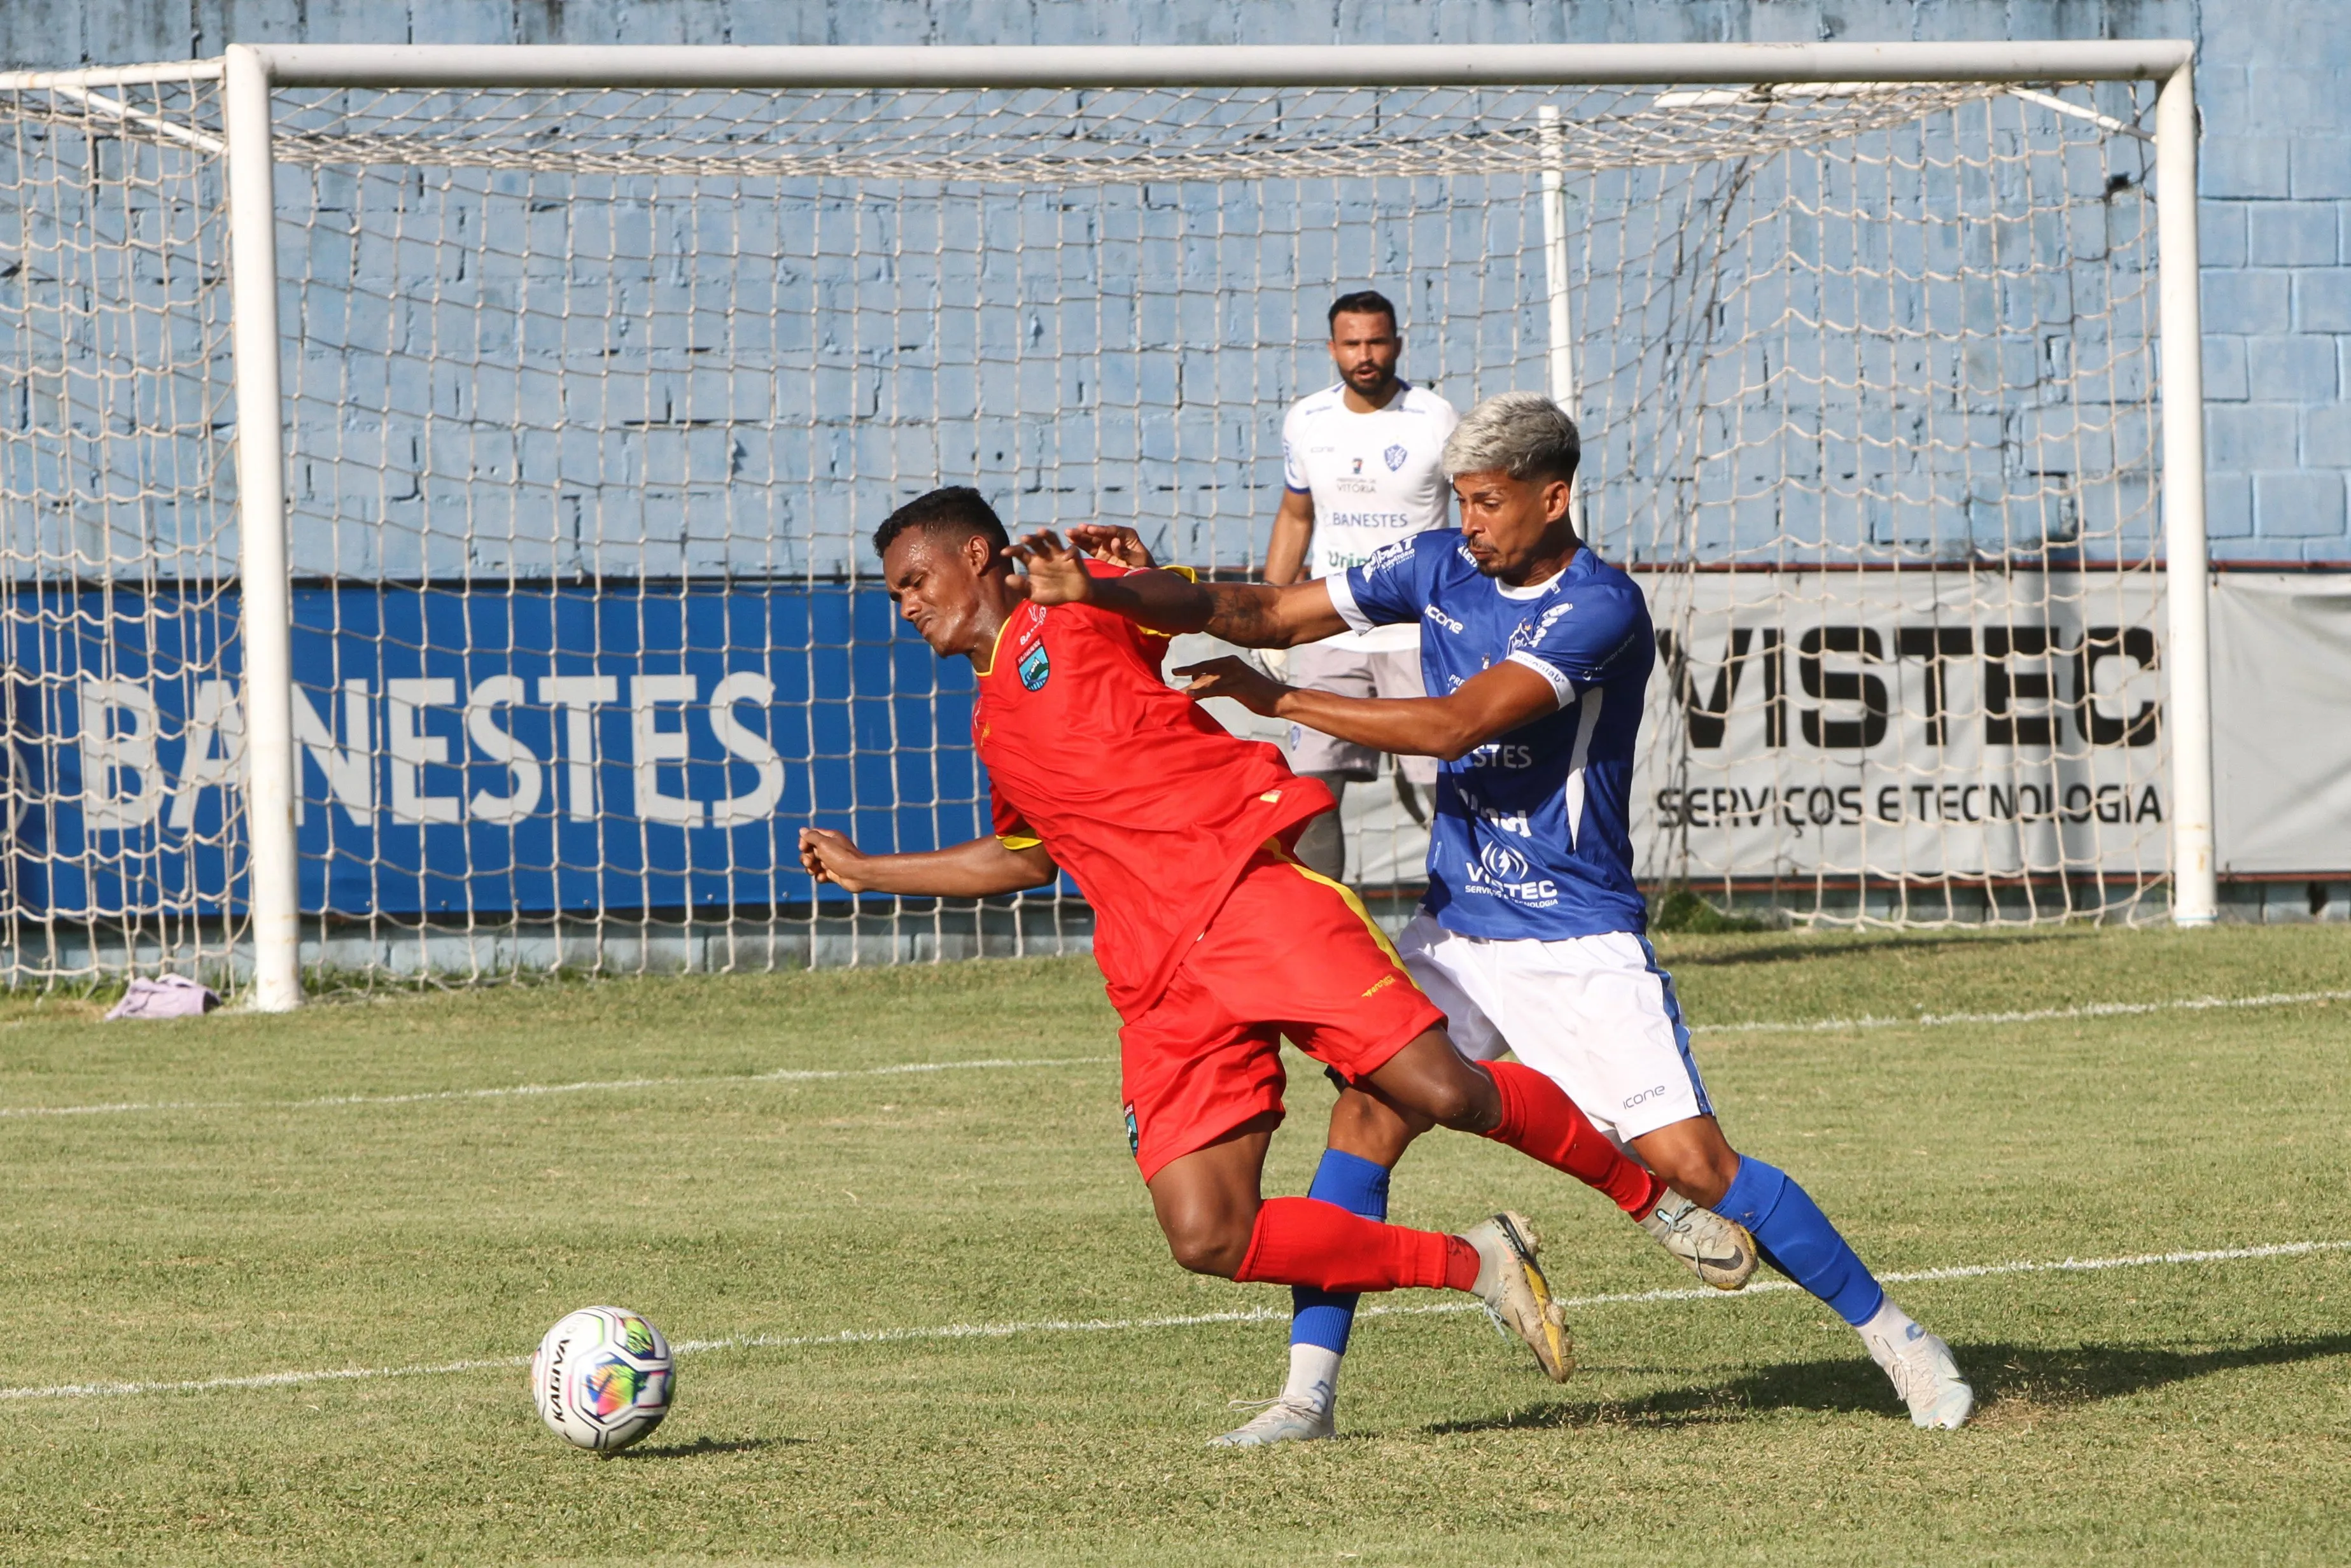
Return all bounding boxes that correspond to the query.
[1396,913,1715,1143]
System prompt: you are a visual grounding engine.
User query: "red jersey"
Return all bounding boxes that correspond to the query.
[974,563,1332,1017]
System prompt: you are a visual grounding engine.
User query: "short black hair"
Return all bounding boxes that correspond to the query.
[873,486,1012,572]
[1328,290,1398,332]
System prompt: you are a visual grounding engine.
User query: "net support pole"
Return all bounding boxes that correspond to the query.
[1537,104,1580,530]
[2155,61,2217,928]
[225,45,305,1007]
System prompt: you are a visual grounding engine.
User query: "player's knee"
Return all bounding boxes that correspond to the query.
[1419,1068,1498,1133]
[1156,1202,1255,1278]
[1328,1088,1423,1164]
[1163,1218,1251,1278]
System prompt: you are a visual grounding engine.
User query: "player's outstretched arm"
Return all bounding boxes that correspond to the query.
[1174,657,1560,761]
[797,827,1057,897]
[1004,529,1347,648]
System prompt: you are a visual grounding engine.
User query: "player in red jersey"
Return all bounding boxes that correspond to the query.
[799,487,1688,1427]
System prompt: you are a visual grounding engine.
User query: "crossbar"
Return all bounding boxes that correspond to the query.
[0,62,225,90]
[242,41,2193,90]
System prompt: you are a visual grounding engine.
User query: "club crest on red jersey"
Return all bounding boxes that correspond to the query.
[1018,640,1051,690]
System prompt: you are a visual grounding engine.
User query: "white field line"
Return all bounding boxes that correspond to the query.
[0,1056,1115,1120]
[1690,987,2351,1037]
[5,1238,2343,1404]
[6,986,2341,1122]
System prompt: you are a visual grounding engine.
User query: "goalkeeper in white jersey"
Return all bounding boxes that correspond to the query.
[1265,290,1461,880]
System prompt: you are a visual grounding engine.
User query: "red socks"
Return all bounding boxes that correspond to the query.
[1481,1060,1667,1216]
[1223,1068,1673,1295]
[1234,1196,1481,1294]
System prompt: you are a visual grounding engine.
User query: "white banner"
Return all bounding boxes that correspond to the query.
[1635,570,2168,882]
[2212,573,2351,876]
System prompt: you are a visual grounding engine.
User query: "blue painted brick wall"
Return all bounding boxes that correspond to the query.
[4,0,2343,561]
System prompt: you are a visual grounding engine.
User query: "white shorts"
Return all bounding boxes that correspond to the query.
[1284,642,1440,787]
[1397,913,1714,1143]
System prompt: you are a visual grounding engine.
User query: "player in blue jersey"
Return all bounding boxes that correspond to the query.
[1013,391,1973,1442]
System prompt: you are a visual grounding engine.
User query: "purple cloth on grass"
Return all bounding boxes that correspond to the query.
[104,975,220,1020]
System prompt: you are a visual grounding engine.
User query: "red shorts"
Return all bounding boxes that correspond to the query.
[1118,842,1447,1180]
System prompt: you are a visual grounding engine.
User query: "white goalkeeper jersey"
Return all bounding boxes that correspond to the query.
[1280,381,1460,652]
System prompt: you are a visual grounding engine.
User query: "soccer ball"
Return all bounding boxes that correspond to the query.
[530,1305,675,1452]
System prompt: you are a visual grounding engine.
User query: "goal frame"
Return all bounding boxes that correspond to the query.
[3,39,2214,1009]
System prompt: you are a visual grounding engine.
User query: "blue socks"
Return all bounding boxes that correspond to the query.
[1715,1156,1886,1326]
[1289,1149,1391,1354]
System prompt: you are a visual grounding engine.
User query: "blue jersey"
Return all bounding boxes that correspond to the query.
[1331,530,1652,940]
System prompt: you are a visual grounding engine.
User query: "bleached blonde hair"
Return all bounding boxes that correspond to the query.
[1441,391,1581,484]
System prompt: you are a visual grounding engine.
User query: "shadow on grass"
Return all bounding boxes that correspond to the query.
[1422,1334,2351,1434]
[609,1435,799,1460]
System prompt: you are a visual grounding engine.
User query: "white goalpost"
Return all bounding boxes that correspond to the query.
[0,41,2212,1009]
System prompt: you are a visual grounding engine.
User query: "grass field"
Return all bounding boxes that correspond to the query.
[3,924,2348,1566]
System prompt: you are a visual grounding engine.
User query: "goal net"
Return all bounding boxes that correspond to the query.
[0,57,2183,988]
[0,71,246,983]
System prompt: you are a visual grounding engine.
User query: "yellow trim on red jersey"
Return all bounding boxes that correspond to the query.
[973,611,1020,678]
[1267,838,1407,967]
[995,833,1043,851]
[1135,563,1197,639]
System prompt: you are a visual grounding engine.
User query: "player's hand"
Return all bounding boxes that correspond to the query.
[1065,524,1157,570]
[798,827,876,893]
[1174,655,1291,717]
[1004,529,1098,607]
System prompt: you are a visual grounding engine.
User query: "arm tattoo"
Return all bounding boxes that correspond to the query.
[1202,584,1288,648]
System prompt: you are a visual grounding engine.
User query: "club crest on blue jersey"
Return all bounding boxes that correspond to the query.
[1384,443,1408,471]
[1018,641,1051,691]
[1507,601,1576,652]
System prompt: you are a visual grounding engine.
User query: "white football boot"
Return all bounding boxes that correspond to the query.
[1861,1306,1976,1429]
[1209,1343,1341,1448]
[1207,1397,1335,1448]
[1461,1211,1574,1382]
[1637,1189,1758,1290]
